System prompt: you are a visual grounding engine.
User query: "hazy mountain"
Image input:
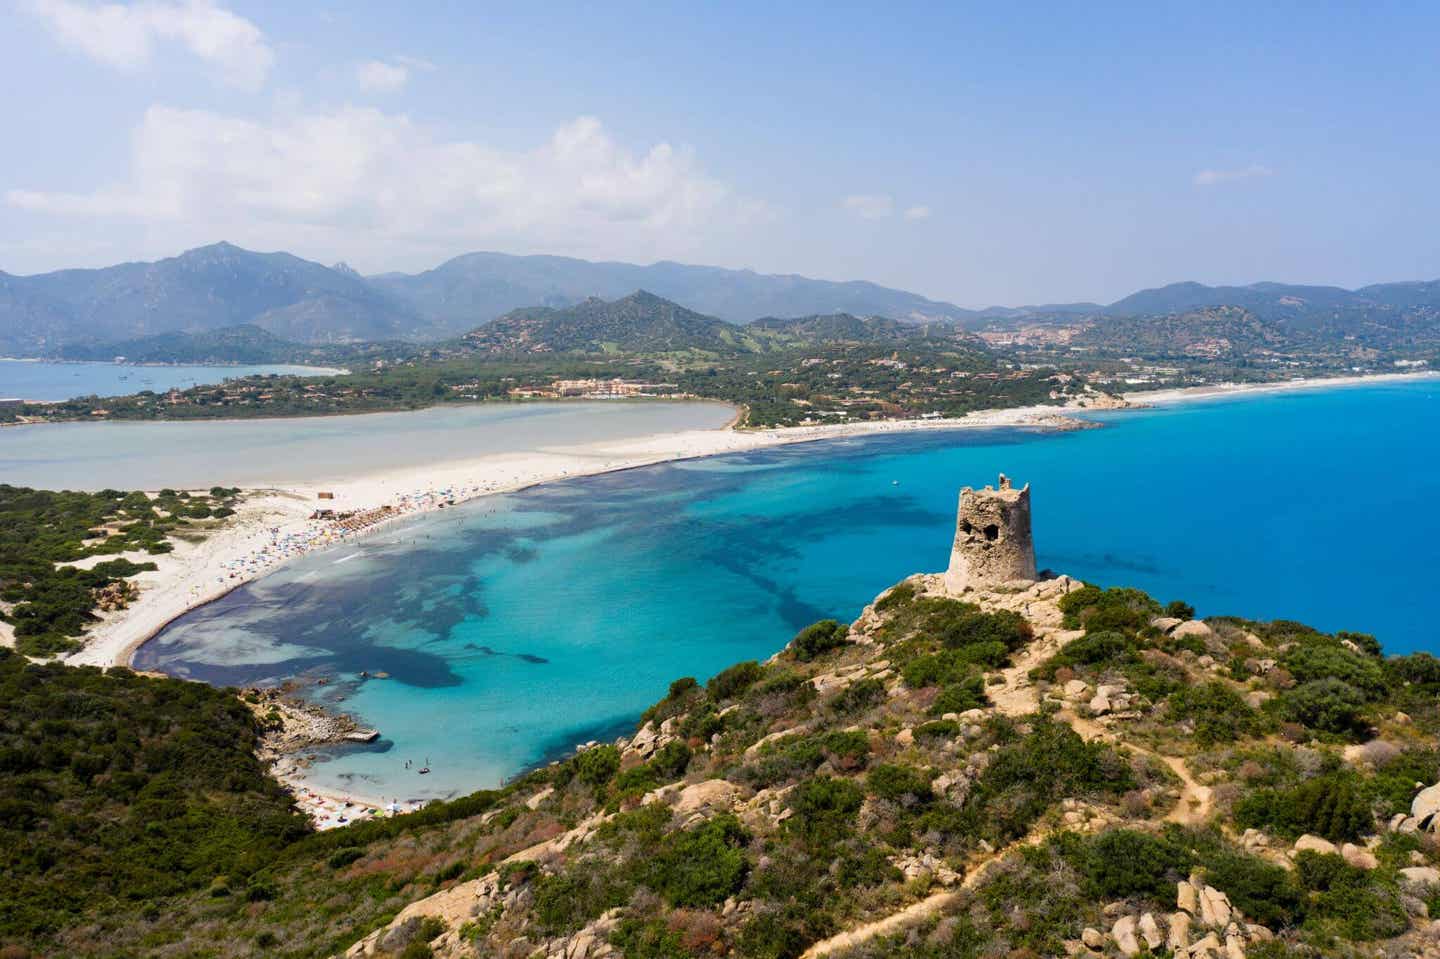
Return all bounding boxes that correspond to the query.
[0,271,81,355]
[51,324,374,366]
[5,241,1440,358]
[1,243,429,353]
[1103,279,1440,320]
[370,251,980,327]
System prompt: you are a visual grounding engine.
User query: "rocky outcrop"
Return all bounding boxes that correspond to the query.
[1115,876,1273,959]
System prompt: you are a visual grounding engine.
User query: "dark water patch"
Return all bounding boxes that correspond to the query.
[524,713,643,779]
[140,385,1440,801]
[461,644,549,664]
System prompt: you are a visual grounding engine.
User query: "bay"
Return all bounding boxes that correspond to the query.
[136,380,1440,802]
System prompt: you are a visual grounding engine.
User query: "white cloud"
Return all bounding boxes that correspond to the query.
[842,194,893,219]
[1193,164,1274,187]
[27,0,273,90]
[356,59,408,92]
[6,107,769,265]
[902,204,931,221]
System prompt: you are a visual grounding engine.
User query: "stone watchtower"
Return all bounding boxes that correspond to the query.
[943,474,1037,592]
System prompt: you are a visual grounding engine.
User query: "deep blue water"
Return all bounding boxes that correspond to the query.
[136,381,1440,802]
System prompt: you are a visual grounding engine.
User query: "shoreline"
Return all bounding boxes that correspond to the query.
[1122,369,1439,406]
[64,400,1086,672]
[0,355,347,375]
[56,368,1438,824]
[67,368,1440,675]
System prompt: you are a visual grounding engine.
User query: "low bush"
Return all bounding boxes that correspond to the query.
[1279,679,1369,735]
[1032,630,1138,680]
[642,814,750,907]
[1233,772,1373,842]
[828,678,885,715]
[866,763,934,804]
[1167,682,1265,745]
[1058,585,1159,632]
[786,777,864,846]
[708,661,764,701]
[930,676,988,715]
[574,745,622,789]
[790,620,850,662]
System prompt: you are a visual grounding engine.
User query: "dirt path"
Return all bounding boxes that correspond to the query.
[800,636,1214,959]
[1062,712,1212,826]
[799,831,1048,959]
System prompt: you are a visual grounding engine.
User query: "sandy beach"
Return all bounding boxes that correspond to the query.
[66,368,1440,674]
[1123,369,1439,405]
[55,368,1437,824]
[64,400,1086,672]
[54,399,1085,824]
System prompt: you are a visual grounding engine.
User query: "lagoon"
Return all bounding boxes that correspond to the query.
[135,380,1440,803]
[0,358,335,403]
[0,400,735,490]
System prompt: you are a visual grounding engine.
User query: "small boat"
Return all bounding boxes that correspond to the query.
[418,767,430,775]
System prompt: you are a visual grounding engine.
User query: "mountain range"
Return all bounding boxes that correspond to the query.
[3,241,1440,356]
[459,291,948,356]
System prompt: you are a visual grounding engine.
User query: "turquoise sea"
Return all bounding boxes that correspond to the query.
[136,381,1440,803]
[0,358,336,403]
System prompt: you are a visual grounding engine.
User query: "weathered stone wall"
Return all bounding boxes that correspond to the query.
[943,474,1037,592]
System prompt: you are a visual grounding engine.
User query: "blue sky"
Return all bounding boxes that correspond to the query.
[2,1,1438,306]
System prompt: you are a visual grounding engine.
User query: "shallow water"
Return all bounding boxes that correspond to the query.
[0,358,334,402]
[136,381,1440,802]
[0,400,734,489]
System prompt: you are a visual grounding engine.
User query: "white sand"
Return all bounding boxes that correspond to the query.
[64,402,1073,671]
[1125,369,1439,406]
[57,368,1436,825]
[68,368,1440,674]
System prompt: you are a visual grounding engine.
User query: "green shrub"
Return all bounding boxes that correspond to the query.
[532,864,631,934]
[930,676,987,715]
[791,620,850,661]
[1167,682,1264,745]
[875,581,917,613]
[955,719,1135,844]
[1386,653,1440,686]
[828,678,885,714]
[643,814,750,907]
[866,764,933,804]
[1032,630,1138,679]
[1063,828,1193,900]
[1233,772,1373,842]
[837,846,903,888]
[1295,851,1409,940]
[708,661,764,700]
[1196,846,1302,929]
[609,918,689,959]
[574,745,621,789]
[1280,679,1369,735]
[915,720,960,741]
[1165,600,1195,620]
[1058,585,1159,632]
[1282,644,1387,700]
[786,777,864,846]
[737,906,815,959]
